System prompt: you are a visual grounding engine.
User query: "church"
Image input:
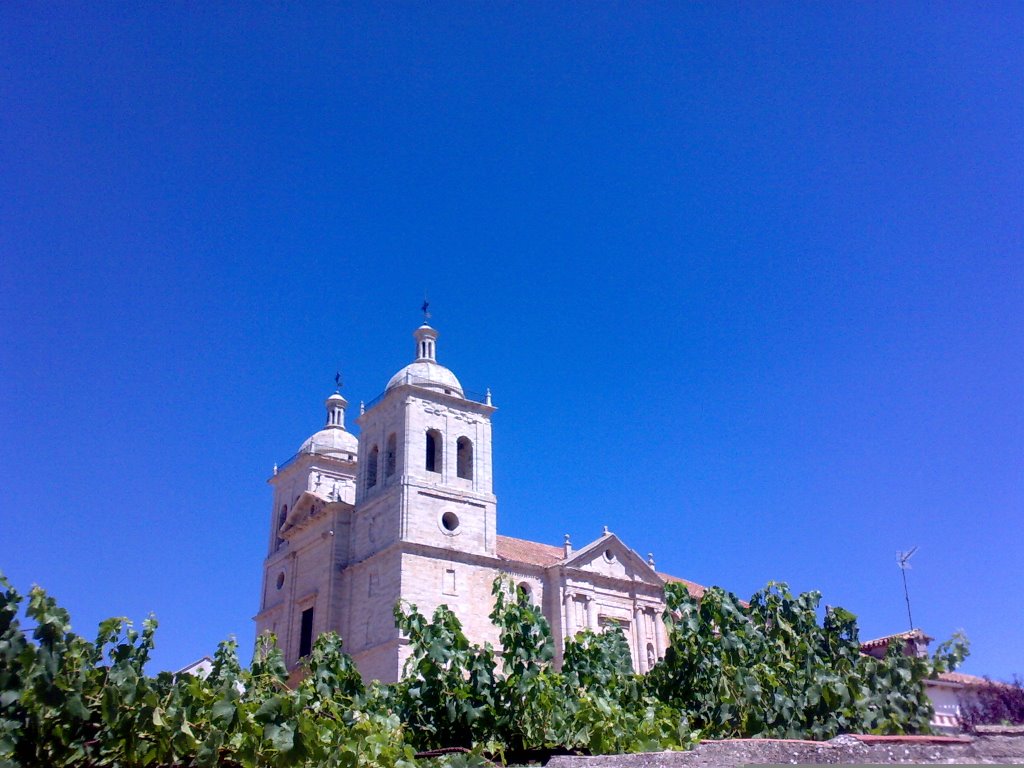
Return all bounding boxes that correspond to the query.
[254,319,706,683]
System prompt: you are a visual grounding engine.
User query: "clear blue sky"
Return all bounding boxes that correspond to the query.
[2,4,1021,679]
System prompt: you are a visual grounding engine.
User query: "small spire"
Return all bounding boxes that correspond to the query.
[359,400,365,415]
[413,324,439,362]
[324,391,348,429]
[564,533,572,557]
[602,525,610,536]
[273,463,278,476]
[485,387,492,406]
[647,552,656,568]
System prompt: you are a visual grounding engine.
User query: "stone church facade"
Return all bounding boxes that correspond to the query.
[254,322,704,683]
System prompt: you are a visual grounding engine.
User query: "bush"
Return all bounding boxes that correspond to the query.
[0,569,969,766]
[960,676,1024,730]
[0,571,417,768]
[644,581,968,739]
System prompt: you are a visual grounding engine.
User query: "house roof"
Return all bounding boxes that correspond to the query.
[494,534,708,599]
[860,628,933,651]
[936,671,1000,687]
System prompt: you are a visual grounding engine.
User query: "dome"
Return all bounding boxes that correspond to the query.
[384,323,465,397]
[298,392,358,458]
[386,360,464,397]
[299,426,358,458]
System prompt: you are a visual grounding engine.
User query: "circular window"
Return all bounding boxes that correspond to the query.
[275,572,285,590]
[441,511,460,533]
[603,548,615,563]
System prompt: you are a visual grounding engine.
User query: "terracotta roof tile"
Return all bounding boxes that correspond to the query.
[860,628,932,651]
[496,535,564,566]
[937,671,1001,687]
[495,535,709,600]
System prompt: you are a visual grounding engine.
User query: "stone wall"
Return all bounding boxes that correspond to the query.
[544,734,1024,766]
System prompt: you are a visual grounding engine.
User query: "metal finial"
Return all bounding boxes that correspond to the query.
[334,371,343,392]
[421,297,431,322]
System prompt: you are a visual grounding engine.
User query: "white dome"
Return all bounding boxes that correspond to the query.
[386,361,464,397]
[299,426,358,458]
[298,391,358,458]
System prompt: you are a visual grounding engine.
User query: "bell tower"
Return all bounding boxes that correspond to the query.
[255,387,358,671]
[354,322,497,558]
[334,320,497,682]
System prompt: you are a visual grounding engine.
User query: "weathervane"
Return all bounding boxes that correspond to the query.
[896,546,918,631]
[421,296,431,323]
[334,371,343,392]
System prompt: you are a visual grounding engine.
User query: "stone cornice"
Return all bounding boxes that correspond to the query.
[557,563,666,595]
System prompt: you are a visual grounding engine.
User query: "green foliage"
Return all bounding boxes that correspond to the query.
[392,601,497,750]
[645,581,969,740]
[0,570,415,768]
[392,578,686,756]
[487,578,563,751]
[563,628,688,753]
[0,569,969,767]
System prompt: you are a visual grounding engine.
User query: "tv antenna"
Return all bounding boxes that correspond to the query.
[896,546,918,631]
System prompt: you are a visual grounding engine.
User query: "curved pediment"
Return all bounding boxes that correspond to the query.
[281,490,353,537]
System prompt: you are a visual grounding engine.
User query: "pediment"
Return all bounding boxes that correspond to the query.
[281,491,352,536]
[563,533,663,586]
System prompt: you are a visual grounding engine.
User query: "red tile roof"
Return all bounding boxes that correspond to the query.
[860,628,932,651]
[937,671,1001,687]
[496,535,564,566]
[496,535,709,599]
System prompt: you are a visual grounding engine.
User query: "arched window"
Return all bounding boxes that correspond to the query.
[517,581,533,604]
[275,504,288,550]
[456,437,473,480]
[367,445,379,488]
[425,429,442,473]
[385,433,397,478]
